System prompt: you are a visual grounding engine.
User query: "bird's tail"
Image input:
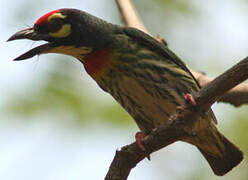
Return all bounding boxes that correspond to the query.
[184,119,243,176]
[198,131,243,176]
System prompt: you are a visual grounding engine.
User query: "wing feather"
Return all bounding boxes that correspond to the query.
[123,27,217,124]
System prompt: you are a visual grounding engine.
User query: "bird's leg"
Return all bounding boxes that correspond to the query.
[135,131,151,160]
[184,93,196,105]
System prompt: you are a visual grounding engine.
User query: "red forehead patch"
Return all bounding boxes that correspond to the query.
[35,9,60,25]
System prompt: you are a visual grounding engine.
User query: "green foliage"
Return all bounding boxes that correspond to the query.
[153,0,195,13]
[6,58,132,127]
[230,111,248,151]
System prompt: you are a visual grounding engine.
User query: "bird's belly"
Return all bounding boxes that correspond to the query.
[111,75,184,133]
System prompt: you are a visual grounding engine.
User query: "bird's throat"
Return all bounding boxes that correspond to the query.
[84,49,112,80]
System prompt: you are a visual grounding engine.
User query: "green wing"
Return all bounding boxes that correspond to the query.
[123,27,200,87]
[123,27,217,124]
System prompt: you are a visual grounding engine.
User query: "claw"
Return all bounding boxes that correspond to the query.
[135,132,146,151]
[135,132,151,160]
[184,93,196,105]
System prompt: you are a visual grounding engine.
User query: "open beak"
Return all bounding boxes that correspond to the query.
[7,27,57,61]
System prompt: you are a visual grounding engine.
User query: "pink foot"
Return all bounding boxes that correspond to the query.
[135,132,151,160]
[184,93,196,105]
[135,132,146,151]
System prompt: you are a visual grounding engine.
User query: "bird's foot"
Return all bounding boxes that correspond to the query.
[184,93,197,136]
[184,93,196,105]
[135,131,151,160]
[135,132,146,151]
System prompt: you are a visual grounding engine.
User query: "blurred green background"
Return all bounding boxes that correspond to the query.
[1,0,247,179]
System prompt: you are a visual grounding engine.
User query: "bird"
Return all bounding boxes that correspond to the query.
[7,8,243,176]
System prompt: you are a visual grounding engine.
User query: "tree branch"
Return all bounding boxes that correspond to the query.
[115,0,248,107]
[193,71,248,107]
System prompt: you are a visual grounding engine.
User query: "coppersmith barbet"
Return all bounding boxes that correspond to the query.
[7,8,243,176]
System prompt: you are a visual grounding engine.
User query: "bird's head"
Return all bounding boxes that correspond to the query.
[7,8,115,61]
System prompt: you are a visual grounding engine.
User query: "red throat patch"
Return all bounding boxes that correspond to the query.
[35,9,60,25]
[84,49,111,77]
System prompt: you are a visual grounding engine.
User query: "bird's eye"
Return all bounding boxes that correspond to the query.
[47,18,64,33]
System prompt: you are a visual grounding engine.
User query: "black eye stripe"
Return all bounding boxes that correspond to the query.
[47,18,64,33]
[34,24,48,33]
[33,18,65,34]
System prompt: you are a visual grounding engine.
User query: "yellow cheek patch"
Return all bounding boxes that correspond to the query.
[48,12,66,21]
[42,46,92,59]
[49,24,71,38]
[47,12,71,38]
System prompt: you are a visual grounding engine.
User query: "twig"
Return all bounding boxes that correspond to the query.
[193,71,248,107]
[116,0,148,34]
